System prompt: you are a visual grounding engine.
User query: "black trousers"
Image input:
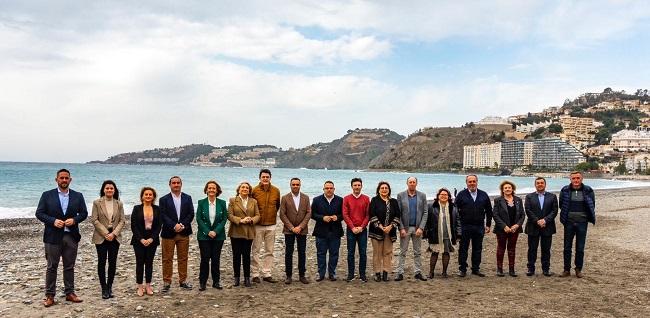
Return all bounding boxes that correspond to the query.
[458,224,485,273]
[133,244,157,284]
[44,233,78,296]
[96,240,120,287]
[527,234,553,272]
[285,234,307,277]
[198,239,224,284]
[231,238,253,278]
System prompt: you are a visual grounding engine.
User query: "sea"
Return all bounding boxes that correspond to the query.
[1,161,648,219]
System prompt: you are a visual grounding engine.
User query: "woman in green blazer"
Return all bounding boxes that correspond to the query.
[196,180,228,291]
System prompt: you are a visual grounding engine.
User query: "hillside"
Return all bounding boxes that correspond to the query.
[98,144,215,165]
[369,126,508,171]
[276,128,405,169]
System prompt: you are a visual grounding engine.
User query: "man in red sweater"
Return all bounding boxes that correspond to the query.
[342,178,370,282]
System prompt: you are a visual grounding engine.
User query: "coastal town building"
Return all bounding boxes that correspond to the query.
[477,116,511,126]
[463,142,501,168]
[611,128,650,152]
[559,115,597,149]
[515,120,553,133]
[624,153,650,173]
[464,138,585,170]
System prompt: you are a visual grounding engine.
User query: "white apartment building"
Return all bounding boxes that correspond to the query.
[463,143,502,168]
[611,128,650,151]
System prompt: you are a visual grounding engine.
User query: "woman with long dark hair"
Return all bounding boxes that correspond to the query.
[425,188,459,278]
[368,181,401,282]
[130,187,162,296]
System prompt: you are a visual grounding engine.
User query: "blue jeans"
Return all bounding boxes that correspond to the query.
[563,222,588,271]
[285,234,307,277]
[458,224,485,273]
[346,228,367,278]
[315,235,341,278]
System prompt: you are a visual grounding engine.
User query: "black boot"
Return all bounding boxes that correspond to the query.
[496,268,505,277]
[244,277,252,287]
[382,271,389,282]
[441,253,450,278]
[509,267,518,277]
[107,284,114,298]
[101,284,109,299]
[374,273,381,282]
[429,253,438,279]
[233,277,240,287]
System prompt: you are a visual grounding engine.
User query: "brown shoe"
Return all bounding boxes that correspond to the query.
[299,276,310,284]
[575,270,583,278]
[560,271,571,277]
[65,293,83,303]
[43,295,55,307]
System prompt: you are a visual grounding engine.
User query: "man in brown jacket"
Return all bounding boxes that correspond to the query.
[250,169,281,283]
[280,178,311,284]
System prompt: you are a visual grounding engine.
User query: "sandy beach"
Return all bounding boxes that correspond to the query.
[1,187,649,318]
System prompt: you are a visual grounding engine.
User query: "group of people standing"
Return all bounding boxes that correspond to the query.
[35,168,596,307]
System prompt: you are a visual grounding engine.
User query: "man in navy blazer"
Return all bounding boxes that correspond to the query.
[159,176,195,291]
[35,169,87,307]
[524,177,558,277]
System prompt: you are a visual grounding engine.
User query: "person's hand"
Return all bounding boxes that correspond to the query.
[54,219,65,228]
[141,238,149,247]
[105,233,115,241]
[485,226,491,234]
[504,226,511,233]
[174,224,183,232]
[384,225,392,234]
[415,228,423,237]
[323,216,331,223]
[148,238,154,245]
[400,229,407,238]
[330,215,338,221]
[293,226,302,234]
[208,231,216,238]
[511,224,519,232]
[537,219,546,228]
[64,219,75,227]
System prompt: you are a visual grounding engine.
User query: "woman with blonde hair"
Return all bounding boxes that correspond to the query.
[227,181,260,287]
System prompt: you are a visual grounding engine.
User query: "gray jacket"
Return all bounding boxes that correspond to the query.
[396,190,428,230]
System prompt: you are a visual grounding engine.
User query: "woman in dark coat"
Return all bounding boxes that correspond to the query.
[368,181,401,282]
[492,180,525,277]
[130,187,162,296]
[425,188,459,278]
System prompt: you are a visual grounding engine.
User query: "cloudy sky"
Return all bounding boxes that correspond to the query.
[2,0,649,163]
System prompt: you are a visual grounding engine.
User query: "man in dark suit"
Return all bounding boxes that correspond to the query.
[159,176,195,292]
[524,177,558,277]
[311,181,344,281]
[35,169,88,307]
[455,174,493,277]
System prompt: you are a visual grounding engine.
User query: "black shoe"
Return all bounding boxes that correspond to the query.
[244,277,252,287]
[441,272,448,278]
[374,273,382,282]
[496,269,505,277]
[252,277,261,284]
[394,274,404,281]
[382,271,389,282]
[509,269,518,277]
[360,275,368,282]
[329,276,337,281]
[262,277,278,283]
[299,276,310,284]
[345,275,354,282]
[315,276,325,282]
[458,271,467,277]
[162,284,171,293]
[199,283,206,291]
[414,273,427,281]
[471,271,486,277]
[543,271,553,277]
[285,277,292,284]
[179,282,193,290]
[101,286,109,299]
[212,281,223,289]
[233,277,240,287]
[526,270,535,276]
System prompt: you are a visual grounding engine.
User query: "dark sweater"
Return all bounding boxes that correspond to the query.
[454,188,493,227]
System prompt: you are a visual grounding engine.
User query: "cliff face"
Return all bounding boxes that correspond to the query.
[276,128,405,169]
[369,126,509,171]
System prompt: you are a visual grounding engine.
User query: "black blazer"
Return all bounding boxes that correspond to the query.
[426,201,460,245]
[368,196,401,242]
[524,192,558,236]
[492,196,525,234]
[130,204,162,246]
[311,194,344,238]
[35,188,88,244]
[159,192,194,238]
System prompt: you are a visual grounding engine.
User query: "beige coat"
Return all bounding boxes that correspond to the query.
[227,196,260,240]
[279,192,311,235]
[90,197,126,244]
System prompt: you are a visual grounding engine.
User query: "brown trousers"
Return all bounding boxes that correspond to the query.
[371,234,393,273]
[161,234,190,284]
